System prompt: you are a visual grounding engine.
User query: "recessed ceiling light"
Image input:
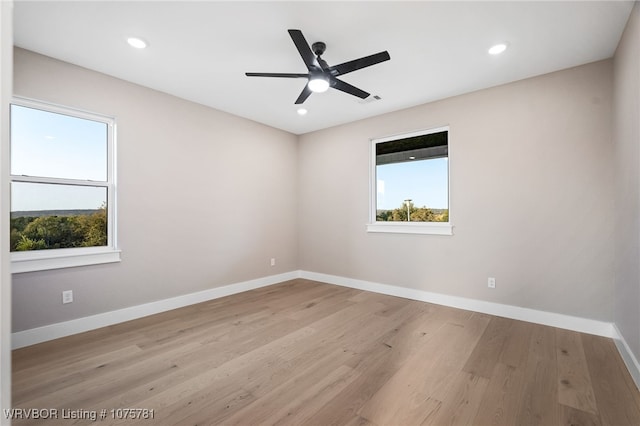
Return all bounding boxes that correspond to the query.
[127,37,148,49]
[488,43,508,55]
[409,156,416,160]
[297,108,308,116]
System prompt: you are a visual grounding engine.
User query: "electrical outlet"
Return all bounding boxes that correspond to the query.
[62,290,73,304]
[270,258,276,267]
[488,277,496,289]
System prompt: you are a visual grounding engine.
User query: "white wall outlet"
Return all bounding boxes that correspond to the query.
[488,277,496,289]
[270,258,276,267]
[62,290,73,304]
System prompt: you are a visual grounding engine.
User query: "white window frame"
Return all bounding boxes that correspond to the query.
[367,126,453,236]
[10,97,120,273]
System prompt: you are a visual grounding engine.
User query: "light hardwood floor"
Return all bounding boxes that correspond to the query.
[12,279,640,425]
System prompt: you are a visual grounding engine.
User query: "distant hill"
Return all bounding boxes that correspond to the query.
[11,209,100,218]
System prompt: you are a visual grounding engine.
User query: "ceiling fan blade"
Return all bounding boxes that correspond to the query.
[332,78,370,99]
[295,85,313,104]
[245,72,308,78]
[288,29,318,70]
[329,51,390,76]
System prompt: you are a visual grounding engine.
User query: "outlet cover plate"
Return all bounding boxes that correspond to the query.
[62,290,73,304]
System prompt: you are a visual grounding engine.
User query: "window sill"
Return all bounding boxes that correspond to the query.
[366,222,453,235]
[11,248,121,274]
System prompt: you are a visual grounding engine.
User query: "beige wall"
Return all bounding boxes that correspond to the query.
[614,3,640,361]
[298,60,614,321]
[12,48,299,332]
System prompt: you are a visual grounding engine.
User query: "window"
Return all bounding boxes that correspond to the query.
[367,126,453,235]
[10,98,120,273]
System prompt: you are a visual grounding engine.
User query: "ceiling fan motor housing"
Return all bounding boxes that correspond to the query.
[312,41,326,56]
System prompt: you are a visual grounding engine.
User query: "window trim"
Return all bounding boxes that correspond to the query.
[10,96,120,273]
[367,126,453,236]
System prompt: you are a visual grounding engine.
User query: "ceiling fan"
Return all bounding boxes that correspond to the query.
[245,29,391,104]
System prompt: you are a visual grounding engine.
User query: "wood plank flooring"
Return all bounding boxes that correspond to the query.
[11,279,640,425]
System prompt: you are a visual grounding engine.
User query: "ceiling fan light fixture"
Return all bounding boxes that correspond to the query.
[308,76,330,93]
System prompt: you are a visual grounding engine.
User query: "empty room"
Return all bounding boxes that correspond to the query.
[1,0,640,425]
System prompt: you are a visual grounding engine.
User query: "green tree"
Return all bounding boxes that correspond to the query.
[21,216,81,248]
[10,205,107,252]
[381,201,449,222]
[10,216,36,232]
[390,205,408,221]
[11,205,107,251]
[15,235,47,251]
[376,210,392,221]
[410,206,436,222]
[10,228,22,250]
[436,210,449,222]
[388,201,435,222]
[79,207,107,247]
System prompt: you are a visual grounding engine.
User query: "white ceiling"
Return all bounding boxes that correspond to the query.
[13,1,634,135]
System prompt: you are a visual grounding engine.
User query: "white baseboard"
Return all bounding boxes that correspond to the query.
[299,270,618,339]
[11,271,300,349]
[613,324,640,391]
[12,269,622,351]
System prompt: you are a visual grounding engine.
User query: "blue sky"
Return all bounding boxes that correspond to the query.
[376,158,448,210]
[11,105,107,211]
